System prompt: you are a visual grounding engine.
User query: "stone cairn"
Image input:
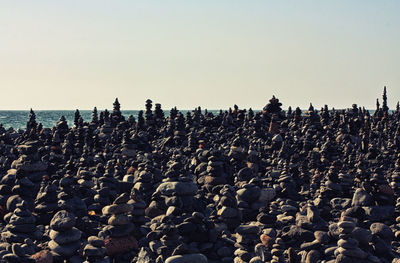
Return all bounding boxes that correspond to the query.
[233,224,260,263]
[2,201,37,244]
[83,236,109,263]
[48,210,81,261]
[0,201,37,262]
[100,193,138,258]
[334,218,369,262]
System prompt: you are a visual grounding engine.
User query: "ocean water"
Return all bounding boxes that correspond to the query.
[0,110,222,130]
[0,109,381,130]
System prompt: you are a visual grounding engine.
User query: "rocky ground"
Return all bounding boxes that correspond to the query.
[0,94,399,263]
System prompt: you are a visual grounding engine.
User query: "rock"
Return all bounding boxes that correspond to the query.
[165,253,208,263]
[50,210,76,231]
[104,236,138,255]
[156,182,198,196]
[305,250,320,263]
[217,207,238,218]
[30,250,53,263]
[351,188,373,207]
[108,214,130,225]
[258,188,276,202]
[102,203,133,215]
[49,228,81,244]
[235,225,259,234]
[237,187,261,203]
[48,240,81,257]
[370,223,394,240]
[88,236,105,247]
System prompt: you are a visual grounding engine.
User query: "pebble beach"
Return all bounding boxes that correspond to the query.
[0,89,399,263]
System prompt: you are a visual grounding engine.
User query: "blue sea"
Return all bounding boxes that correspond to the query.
[0,110,222,130]
[0,109,380,130]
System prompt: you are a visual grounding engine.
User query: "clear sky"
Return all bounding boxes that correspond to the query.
[0,0,399,110]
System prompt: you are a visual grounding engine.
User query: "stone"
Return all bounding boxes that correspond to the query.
[351,188,373,206]
[258,188,276,202]
[49,228,81,244]
[48,240,81,257]
[30,250,53,263]
[50,210,76,231]
[88,236,105,247]
[165,253,208,263]
[370,222,394,240]
[108,214,130,225]
[155,182,198,196]
[104,236,138,255]
[102,203,133,215]
[337,238,359,249]
[218,206,238,218]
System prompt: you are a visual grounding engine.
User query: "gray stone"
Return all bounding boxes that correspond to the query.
[50,210,76,231]
[165,253,208,263]
[156,182,198,196]
[50,227,81,244]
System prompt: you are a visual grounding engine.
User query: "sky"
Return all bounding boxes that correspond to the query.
[0,0,399,110]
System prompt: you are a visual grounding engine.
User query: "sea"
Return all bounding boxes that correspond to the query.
[0,110,222,130]
[0,109,381,131]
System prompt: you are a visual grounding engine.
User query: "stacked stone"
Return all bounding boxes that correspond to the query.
[34,182,58,225]
[370,222,395,259]
[334,219,369,262]
[89,187,112,214]
[128,189,147,226]
[48,210,81,260]
[130,163,162,204]
[216,185,241,232]
[57,175,87,217]
[100,193,137,257]
[233,225,260,263]
[338,173,354,197]
[236,183,261,223]
[0,169,15,213]
[76,169,97,208]
[2,202,37,244]
[83,236,109,263]
[120,131,137,158]
[1,243,35,263]
[153,178,198,218]
[98,167,118,199]
[202,151,228,193]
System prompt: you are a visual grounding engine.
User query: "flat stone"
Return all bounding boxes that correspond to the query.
[50,210,76,231]
[156,182,198,196]
[102,204,133,215]
[337,238,359,249]
[108,214,130,225]
[48,240,81,257]
[88,236,105,247]
[49,227,81,244]
[165,253,208,263]
[370,222,394,240]
[84,244,106,257]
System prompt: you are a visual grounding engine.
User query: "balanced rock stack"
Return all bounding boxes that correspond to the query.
[334,218,369,262]
[216,185,241,231]
[152,178,198,218]
[2,202,37,244]
[100,193,138,256]
[48,210,82,260]
[83,236,109,263]
[128,189,147,226]
[1,243,35,263]
[203,151,229,192]
[34,182,58,225]
[233,224,260,263]
[236,183,261,222]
